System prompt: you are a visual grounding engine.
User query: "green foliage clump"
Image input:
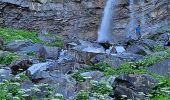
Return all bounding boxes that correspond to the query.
[91,81,113,95]
[0,27,42,43]
[0,75,53,100]
[0,27,64,47]
[72,72,86,82]
[0,52,17,65]
[149,74,170,99]
[76,90,89,100]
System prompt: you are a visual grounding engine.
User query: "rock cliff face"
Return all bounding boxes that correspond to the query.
[0,0,169,43]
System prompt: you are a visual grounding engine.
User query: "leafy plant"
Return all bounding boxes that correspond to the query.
[91,81,113,95]
[72,72,86,82]
[76,90,89,100]
[0,52,17,65]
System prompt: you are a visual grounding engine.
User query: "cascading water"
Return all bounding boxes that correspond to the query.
[97,0,116,43]
[141,0,145,26]
[128,0,135,34]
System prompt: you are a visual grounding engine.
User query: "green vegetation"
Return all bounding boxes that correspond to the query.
[76,90,89,100]
[0,27,64,47]
[0,27,41,43]
[0,73,53,100]
[72,72,86,82]
[0,52,18,65]
[91,81,113,95]
[150,74,170,99]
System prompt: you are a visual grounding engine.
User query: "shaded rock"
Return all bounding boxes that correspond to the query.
[10,56,34,74]
[126,44,152,55]
[5,40,33,51]
[36,46,48,61]
[114,73,156,100]
[157,33,170,42]
[148,58,170,76]
[44,46,60,59]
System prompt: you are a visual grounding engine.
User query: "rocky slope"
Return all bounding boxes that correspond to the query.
[0,0,170,99]
[0,0,169,43]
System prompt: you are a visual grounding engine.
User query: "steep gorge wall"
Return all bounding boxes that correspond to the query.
[0,0,169,43]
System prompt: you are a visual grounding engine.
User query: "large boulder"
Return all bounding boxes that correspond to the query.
[126,44,152,55]
[90,53,143,67]
[113,73,156,100]
[148,58,170,76]
[39,74,77,99]
[20,43,44,52]
[5,40,33,51]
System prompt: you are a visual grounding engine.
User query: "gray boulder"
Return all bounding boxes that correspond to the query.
[5,40,33,51]
[39,74,77,99]
[114,73,156,100]
[126,44,152,55]
[91,53,143,68]
[148,58,170,76]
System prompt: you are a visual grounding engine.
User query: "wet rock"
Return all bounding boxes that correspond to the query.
[148,58,170,76]
[10,56,34,74]
[5,40,33,51]
[114,73,156,100]
[126,44,152,55]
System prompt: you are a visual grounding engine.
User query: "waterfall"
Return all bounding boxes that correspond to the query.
[97,0,116,43]
[128,0,135,34]
[152,0,155,5]
[141,0,145,26]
